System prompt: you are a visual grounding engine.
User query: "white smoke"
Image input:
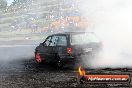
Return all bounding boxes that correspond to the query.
[79,0,132,68]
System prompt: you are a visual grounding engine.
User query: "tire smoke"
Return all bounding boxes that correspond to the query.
[79,0,132,68]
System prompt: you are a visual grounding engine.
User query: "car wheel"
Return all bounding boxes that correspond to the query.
[35,52,42,64]
[56,56,63,69]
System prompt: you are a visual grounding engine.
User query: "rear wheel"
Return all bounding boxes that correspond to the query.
[35,52,42,64]
[56,56,63,69]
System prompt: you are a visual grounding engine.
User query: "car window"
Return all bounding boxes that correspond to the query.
[44,36,52,46]
[71,33,100,45]
[49,36,58,46]
[49,35,67,46]
[56,36,67,46]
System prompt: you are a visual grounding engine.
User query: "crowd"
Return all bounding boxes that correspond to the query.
[0,0,88,33]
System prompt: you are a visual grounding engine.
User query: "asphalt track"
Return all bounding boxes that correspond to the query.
[0,40,132,88]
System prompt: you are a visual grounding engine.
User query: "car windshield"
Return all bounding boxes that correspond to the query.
[71,33,100,45]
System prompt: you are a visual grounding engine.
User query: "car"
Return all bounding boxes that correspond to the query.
[35,32,102,68]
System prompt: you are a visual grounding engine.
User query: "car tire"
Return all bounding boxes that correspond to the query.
[56,56,63,69]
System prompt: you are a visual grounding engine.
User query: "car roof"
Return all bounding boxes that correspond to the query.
[50,32,94,36]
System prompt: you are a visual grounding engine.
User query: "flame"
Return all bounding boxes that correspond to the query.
[78,66,86,76]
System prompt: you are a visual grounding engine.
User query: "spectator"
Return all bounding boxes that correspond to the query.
[31,23,38,33]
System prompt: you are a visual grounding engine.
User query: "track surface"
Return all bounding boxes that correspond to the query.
[0,41,132,88]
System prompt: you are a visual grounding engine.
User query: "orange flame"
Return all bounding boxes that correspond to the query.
[78,66,86,76]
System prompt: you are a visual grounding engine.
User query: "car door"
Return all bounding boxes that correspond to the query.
[39,35,68,63]
[39,36,53,62]
[47,35,58,62]
[52,35,68,60]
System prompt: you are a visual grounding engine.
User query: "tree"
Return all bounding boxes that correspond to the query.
[0,0,7,9]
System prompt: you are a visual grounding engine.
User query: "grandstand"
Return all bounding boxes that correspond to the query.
[0,0,88,36]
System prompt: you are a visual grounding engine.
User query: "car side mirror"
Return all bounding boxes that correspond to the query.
[40,43,45,46]
[40,43,43,45]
